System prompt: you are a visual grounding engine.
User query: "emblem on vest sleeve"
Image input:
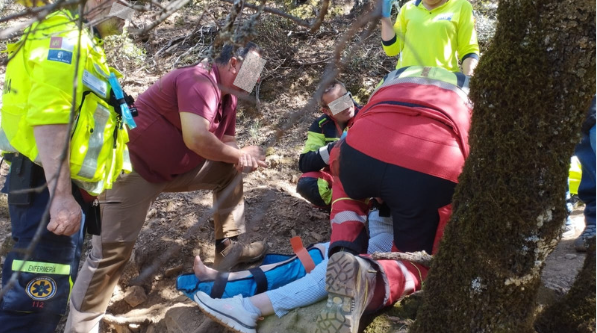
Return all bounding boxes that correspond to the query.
[26,276,57,301]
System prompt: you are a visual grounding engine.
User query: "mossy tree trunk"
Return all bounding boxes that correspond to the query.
[534,241,596,333]
[410,0,596,332]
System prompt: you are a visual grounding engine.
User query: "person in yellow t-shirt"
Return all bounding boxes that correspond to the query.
[380,0,480,75]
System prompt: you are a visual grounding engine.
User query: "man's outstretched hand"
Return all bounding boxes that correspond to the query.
[237,145,268,173]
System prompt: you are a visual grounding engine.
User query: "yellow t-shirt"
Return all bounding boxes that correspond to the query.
[382,0,480,72]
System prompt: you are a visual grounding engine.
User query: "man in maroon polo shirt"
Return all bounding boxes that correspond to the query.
[66,43,268,332]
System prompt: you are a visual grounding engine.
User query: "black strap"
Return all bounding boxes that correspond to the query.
[249,268,268,295]
[210,272,230,299]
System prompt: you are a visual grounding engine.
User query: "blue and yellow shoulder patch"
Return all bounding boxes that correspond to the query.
[47,36,74,64]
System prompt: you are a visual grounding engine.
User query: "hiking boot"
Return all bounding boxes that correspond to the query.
[214,238,267,271]
[574,224,596,252]
[193,291,258,333]
[315,251,378,333]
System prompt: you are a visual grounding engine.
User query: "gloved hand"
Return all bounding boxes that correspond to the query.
[318,141,337,165]
[381,0,393,18]
[326,141,337,153]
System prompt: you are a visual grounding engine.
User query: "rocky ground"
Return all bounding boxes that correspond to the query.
[0,0,590,332]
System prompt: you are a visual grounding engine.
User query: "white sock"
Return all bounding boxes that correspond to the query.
[242,297,262,316]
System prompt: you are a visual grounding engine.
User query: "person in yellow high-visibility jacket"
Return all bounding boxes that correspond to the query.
[0,1,129,332]
[379,0,480,75]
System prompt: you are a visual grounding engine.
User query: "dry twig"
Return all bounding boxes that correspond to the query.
[371,251,433,267]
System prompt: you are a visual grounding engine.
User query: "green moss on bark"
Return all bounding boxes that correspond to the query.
[410,0,596,332]
[363,293,423,333]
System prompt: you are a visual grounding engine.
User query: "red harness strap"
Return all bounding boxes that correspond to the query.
[290,236,316,273]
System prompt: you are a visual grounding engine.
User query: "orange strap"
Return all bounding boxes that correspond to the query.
[290,236,316,273]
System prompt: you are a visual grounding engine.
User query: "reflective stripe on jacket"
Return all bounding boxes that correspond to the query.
[0,10,131,195]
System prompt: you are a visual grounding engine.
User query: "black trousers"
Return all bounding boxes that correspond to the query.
[339,143,457,254]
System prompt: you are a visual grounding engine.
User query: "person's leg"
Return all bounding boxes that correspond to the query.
[194,248,330,333]
[316,252,380,333]
[562,184,576,238]
[372,258,427,308]
[192,243,331,318]
[367,209,394,254]
[574,129,596,252]
[264,253,329,317]
[590,126,596,152]
[165,161,245,239]
[296,171,334,209]
[66,171,164,333]
[248,293,274,316]
[0,163,85,333]
[165,161,265,270]
[380,164,456,254]
[316,252,427,333]
[328,142,383,255]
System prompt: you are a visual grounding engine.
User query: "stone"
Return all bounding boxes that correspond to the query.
[124,286,147,308]
[564,254,577,260]
[164,305,206,333]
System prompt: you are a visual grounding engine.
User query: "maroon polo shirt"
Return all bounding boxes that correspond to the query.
[128,63,237,182]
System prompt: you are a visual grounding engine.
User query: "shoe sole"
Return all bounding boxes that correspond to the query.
[194,295,256,333]
[315,252,362,333]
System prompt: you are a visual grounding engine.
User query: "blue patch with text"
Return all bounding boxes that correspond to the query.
[47,49,72,64]
[435,13,453,21]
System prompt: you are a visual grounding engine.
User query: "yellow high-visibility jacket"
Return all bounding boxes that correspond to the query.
[0,10,131,195]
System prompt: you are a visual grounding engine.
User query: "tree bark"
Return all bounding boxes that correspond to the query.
[410,0,595,332]
[535,241,596,333]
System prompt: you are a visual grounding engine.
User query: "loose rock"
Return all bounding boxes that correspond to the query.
[124,286,147,308]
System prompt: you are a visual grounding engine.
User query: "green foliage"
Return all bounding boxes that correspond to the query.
[362,294,422,333]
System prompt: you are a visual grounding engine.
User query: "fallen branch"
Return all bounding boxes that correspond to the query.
[309,0,329,33]
[371,251,433,267]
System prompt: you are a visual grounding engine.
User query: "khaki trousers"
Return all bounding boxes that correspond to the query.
[65,161,244,333]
